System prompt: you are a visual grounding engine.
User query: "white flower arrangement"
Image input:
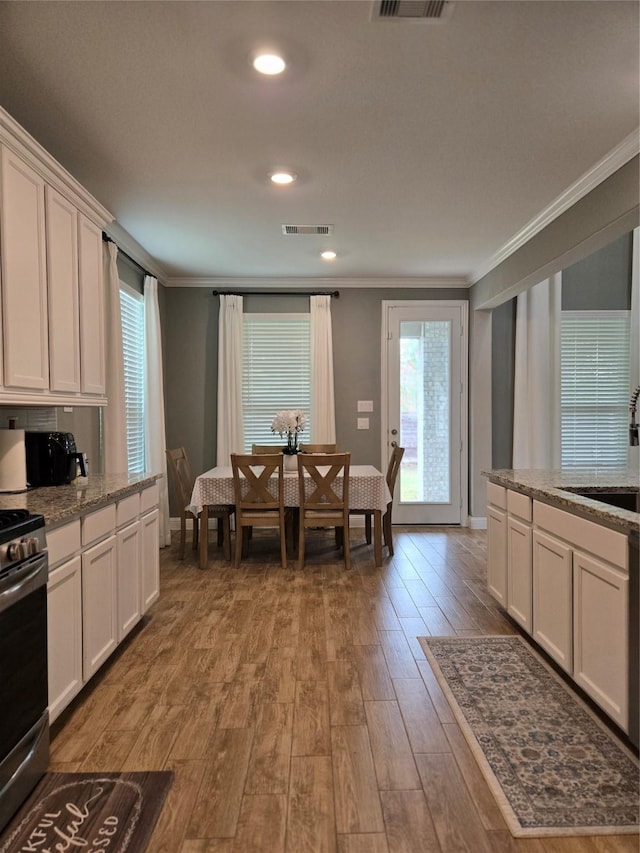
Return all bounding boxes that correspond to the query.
[271,409,306,453]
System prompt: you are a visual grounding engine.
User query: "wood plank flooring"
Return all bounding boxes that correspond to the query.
[49,527,639,852]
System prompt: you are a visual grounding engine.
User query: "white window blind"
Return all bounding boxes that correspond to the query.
[561,310,630,469]
[242,313,311,451]
[119,285,145,472]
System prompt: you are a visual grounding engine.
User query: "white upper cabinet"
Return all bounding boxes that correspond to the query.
[0,108,113,405]
[46,185,81,393]
[78,214,105,395]
[0,146,49,390]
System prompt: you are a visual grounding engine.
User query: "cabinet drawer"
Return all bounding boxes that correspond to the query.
[487,482,507,510]
[140,482,159,514]
[47,520,80,568]
[507,489,532,522]
[533,500,628,570]
[82,503,116,546]
[117,492,141,528]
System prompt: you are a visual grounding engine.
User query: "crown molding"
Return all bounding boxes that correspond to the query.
[0,107,114,228]
[164,275,471,289]
[471,129,640,284]
[104,222,170,282]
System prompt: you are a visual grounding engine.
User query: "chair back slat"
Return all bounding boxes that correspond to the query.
[166,447,194,509]
[298,443,337,454]
[298,453,350,511]
[386,446,405,499]
[232,454,284,510]
[251,444,282,454]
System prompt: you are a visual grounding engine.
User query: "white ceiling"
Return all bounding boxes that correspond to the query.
[0,0,638,285]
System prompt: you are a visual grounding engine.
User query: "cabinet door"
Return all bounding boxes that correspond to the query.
[140,508,160,612]
[47,556,83,723]
[117,520,141,641]
[82,534,117,679]
[45,186,81,392]
[0,146,49,389]
[487,505,507,606]
[573,551,628,731]
[533,530,573,673]
[78,214,105,395]
[507,516,532,632]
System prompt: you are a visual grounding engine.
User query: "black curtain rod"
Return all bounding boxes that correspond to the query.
[213,289,340,298]
[102,233,153,279]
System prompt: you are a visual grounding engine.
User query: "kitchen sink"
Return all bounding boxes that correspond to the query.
[562,488,640,513]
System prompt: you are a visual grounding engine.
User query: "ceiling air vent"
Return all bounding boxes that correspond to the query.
[282,224,334,236]
[372,0,453,21]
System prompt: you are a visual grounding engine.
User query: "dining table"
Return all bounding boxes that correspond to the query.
[189,463,392,569]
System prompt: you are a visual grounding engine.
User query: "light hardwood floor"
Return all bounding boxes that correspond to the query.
[50,527,639,853]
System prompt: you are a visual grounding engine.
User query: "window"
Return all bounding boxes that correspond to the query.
[242,313,311,450]
[120,284,145,472]
[561,310,630,468]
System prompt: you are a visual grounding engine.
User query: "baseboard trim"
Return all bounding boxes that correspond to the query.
[469,516,487,530]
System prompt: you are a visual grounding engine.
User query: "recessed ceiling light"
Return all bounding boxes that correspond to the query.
[270,171,297,185]
[321,251,337,260]
[253,53,286,75]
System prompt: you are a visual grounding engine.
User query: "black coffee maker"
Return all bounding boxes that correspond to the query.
[25,432,78,487]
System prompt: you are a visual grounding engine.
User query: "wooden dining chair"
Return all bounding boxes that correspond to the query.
[166,447,233,561]
[350,445,405,557]
[251,444,282,454]
[298,443,337,453]
[231,453,287,568]
[297,452,350,570]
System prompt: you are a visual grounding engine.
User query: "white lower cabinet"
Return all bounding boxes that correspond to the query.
[486,484,631,735]
[47,555,82,723]
[82,534,117,680]
[507,516,532,632]
[573,550,628,730]
[141,508,160,611]
[532,530,573,673]
[117,520,141,641]
[46,482,159,721]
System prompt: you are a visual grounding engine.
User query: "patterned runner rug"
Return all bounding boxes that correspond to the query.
[419,635,639,837]
[0,771,172,852]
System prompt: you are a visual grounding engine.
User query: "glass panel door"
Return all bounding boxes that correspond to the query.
[386,303,464,524]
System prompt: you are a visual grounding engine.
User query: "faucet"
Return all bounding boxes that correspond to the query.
[630,386,640,446]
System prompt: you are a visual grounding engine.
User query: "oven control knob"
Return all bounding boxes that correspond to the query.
[6,537,40,561]
[6,541,25,561]
[24,537,40,556]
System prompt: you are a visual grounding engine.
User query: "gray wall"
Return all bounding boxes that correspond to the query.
[162,286,469,513]
[488,230,634,472]
[562,232,632,311]
[491,300,516,468]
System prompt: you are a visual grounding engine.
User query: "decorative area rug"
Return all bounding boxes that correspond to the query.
[0,771,172,852]
[418,635,640,837]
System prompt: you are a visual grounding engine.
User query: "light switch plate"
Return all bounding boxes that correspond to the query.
[357,417,370,430]
[357,400,373,412]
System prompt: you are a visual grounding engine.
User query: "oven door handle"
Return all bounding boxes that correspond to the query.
[0,552,48,607]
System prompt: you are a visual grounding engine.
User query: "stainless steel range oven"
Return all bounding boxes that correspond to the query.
[0,509,49,835]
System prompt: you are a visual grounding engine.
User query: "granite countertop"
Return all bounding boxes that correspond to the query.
[0,473,160,526]
[483,468,640,533]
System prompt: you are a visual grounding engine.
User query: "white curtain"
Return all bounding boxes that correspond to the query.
[310,295,336,443]
[512,274,562,469]
[217,294,245,462]
[144,276,171,547]
[102,241,128,473]
[630,227,639,468]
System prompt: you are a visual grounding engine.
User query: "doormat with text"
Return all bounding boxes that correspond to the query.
[0,771,172,853]
[419,635,639,837]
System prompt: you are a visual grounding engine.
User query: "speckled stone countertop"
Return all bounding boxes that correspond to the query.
[0,473,160,527]
[483,469,640,533]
